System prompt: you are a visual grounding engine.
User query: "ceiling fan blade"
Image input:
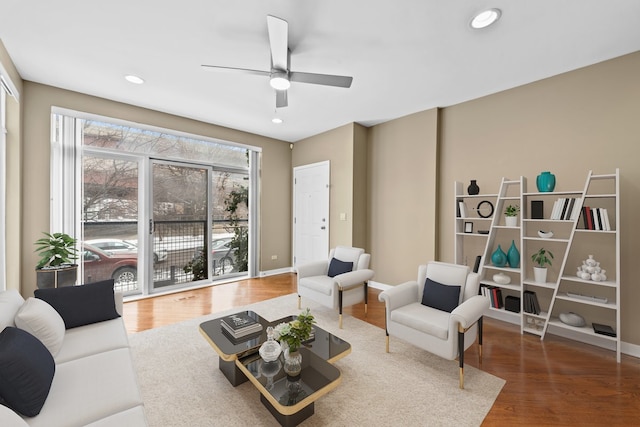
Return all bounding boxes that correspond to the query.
[290,71,353,88]
[275,89,288,108]
[201,64,270,78]
[267,15,289,70]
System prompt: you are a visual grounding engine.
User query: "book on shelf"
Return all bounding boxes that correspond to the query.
[482,286,503,309]
[458,201,467,218]
[220,312,263,338]
[523,291,540,315]
[550,197,583,220]
[592,323,616,337]
[579,206,611,231]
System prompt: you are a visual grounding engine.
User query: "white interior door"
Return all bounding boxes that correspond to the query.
[293,161,329,266]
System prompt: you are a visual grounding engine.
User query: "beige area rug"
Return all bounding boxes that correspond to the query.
[129,294,505,426]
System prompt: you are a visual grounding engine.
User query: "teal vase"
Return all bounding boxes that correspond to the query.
[491,245,507,267]
[507,240,520,268]
[536,171,556,192]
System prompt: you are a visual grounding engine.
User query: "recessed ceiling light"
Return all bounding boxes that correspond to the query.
[124,74,145,84]
[272,117,283,124]
[470,8,501,29]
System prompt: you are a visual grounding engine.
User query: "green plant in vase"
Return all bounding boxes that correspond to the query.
[504,205,520,217]
[531,248,554,283]
[34,232,78,269]
[34,232,79,288]
[504,204,520,226]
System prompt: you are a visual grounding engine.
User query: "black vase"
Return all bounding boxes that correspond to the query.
[467,180,480,195]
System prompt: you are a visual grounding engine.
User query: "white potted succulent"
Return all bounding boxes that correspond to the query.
[531,248,554,284]
[504,204,520,227]
[34,232,79,288]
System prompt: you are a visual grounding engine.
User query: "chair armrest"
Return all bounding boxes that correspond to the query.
[335,269,375,290]
[378,281,420,312]
[296,260,329,278]
[450,295,490,329]
[115,291,124,316]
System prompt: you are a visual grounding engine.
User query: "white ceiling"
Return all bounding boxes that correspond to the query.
[2,1,640,142]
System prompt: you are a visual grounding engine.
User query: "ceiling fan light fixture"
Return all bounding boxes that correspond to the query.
[270,71,290,90]
[470,8,501,29]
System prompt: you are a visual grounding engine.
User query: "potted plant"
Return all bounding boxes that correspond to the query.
[273,308,315,377]
[531,248,554,283]
[34,232,79,288]
[504,204,520,227]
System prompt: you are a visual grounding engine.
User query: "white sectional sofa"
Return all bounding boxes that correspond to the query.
[0,281,147,426]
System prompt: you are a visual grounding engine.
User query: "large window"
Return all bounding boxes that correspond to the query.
[0,84,6,290]
[52,112,259,296]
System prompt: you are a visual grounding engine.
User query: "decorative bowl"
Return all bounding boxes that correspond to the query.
[559,312,586,327]
[493,273,511,285]
[538,230,554,239]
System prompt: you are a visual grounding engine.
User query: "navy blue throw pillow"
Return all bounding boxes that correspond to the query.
[421,278,461,313]
[35,279,120,329]
[0,327,55,417]
[327,258,354,278]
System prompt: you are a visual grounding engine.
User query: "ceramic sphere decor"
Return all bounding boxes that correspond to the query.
[493,272,511,285]
[467,180,480,195]
[536,171,556,192]
[559,312,586,327]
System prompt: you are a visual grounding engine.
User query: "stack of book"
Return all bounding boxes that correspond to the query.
[523,291,540,315]
[549,197,583,221]
[220,313,263,339]
[579,206,611,231]
[481,285,503,309]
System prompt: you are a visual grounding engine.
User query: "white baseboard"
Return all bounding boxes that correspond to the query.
[486,312,640,360]
[368,280,392,291]
[259,267,294,277]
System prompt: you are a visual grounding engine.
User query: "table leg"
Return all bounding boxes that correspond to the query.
[260,394,314,427]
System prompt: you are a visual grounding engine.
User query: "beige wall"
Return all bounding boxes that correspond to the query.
[367,109,439,285]
[19,82,292,297]
[437,51,640,345]
[292,123,363,249]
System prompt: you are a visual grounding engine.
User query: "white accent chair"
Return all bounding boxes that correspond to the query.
[296,246,375,328]
[378,262,489,389]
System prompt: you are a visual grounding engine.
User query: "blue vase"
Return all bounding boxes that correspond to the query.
[536,171,556,192]
[507,240,520,268]
[491,245,507,267]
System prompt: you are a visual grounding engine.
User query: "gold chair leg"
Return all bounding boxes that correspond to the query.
[297,295,301,309]
[459,367,464,389]
[364,302,368,316]
[339,314,343,329]
[385,335,390,353]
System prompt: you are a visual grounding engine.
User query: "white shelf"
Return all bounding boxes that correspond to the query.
[547,319,617,341]
[555,294,616,309]
[480,281,521,292]
[454,170,621,362]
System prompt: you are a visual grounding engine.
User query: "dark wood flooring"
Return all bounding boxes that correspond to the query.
[123,273,640,425]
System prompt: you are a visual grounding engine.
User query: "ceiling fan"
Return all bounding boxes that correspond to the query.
[202,15,353,108]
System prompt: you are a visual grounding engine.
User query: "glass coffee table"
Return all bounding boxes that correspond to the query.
[200,311,351,426]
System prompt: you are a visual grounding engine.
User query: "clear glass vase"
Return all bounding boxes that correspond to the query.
[283,348,302,379]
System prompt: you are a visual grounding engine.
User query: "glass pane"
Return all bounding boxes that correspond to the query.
[211,170,249,276]
[82,155,139,293]
[82,120,249,169]
[152,163,208,289]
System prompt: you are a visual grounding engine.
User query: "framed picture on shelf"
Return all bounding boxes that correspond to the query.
[464,222,473,233]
